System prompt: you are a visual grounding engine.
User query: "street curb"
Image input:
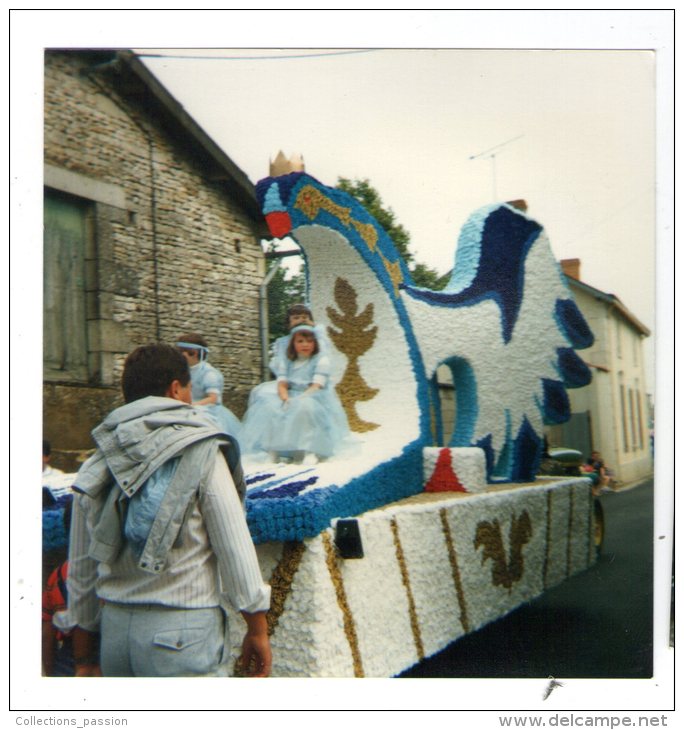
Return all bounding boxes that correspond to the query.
[610,475,653,493]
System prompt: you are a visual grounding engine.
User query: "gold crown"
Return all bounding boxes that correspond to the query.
[270,150,305,176]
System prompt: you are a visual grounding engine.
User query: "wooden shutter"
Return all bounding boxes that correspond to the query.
[43,191,89,381]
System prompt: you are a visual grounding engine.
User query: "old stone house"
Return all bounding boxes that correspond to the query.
[44,50,268,470]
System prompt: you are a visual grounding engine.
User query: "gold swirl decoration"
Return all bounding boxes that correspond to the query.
[234,541,305,677]
[295,185,351,226]
[294,184,404,297]
[390,518,425,662]
[474,511,533,591]
[322,532,365,677]
[439,508,470,634]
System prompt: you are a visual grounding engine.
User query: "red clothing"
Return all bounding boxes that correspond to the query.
[42,562,70,639]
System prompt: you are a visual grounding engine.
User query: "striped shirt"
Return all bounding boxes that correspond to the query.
[67,452,270,632]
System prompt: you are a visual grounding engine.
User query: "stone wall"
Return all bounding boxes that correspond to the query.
[43,51,265,456]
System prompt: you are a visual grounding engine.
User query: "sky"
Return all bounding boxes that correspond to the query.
[136,43,661,390]
[9,8,674,716]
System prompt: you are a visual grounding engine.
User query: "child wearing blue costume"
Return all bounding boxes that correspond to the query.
[242,324,348,464]
[248,303,330,407]
[269,303,329,377]
[176,334,243,440]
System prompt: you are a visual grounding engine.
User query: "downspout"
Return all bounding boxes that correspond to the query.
[259,258,283,381]
[258,247,303,381]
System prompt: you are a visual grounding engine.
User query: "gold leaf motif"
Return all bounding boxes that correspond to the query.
[474,511,533,591]
[326,277,380,433]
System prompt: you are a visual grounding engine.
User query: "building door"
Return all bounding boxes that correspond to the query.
[43,190,90,381]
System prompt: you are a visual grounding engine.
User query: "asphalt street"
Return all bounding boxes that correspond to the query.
[399,478,656,678]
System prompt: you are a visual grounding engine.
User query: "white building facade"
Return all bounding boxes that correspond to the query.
[545,260,653,484]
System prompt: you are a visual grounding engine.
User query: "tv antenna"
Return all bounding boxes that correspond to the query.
[469,134,524,201]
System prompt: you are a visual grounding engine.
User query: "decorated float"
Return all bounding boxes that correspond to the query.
[43,170,599,678]
[224,171,599,677]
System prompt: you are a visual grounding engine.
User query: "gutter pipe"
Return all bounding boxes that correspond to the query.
[259,258,283,381]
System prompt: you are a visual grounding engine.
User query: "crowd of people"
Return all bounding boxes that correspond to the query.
[42,303,349,678]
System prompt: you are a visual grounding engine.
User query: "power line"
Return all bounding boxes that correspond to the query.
[136,49,379,62]
[468,134,524,161]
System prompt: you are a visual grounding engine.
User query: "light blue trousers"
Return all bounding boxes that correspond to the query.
[100,603,231,677]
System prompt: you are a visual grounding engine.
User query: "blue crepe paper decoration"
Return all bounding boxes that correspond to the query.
[540,378,571,425]
[402,206,542,344]
[555,298,594,349]
[510,416,543,482]
[556,347,592,388]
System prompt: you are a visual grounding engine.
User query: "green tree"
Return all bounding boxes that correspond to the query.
[265,245,306,344]
[335,177,448,290]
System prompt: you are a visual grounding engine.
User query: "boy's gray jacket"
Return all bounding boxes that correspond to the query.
[73,396,245,573]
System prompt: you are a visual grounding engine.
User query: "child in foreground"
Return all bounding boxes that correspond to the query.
[66,343,271,677]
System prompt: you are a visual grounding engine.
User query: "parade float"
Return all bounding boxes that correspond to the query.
[223,171,598,677]
[43,170,599,678]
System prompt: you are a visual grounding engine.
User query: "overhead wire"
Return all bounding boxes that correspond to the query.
[136,49,379,62]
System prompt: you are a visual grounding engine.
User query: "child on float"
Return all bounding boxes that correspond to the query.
[241,324,349,464]
[248,303,330,407]
[176,333,243,440]
[269,303,329,376]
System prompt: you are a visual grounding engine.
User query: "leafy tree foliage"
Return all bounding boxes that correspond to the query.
[335,177,448,290]
[265,243,306,343]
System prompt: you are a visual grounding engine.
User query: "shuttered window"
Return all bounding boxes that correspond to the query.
[43,190,91,381]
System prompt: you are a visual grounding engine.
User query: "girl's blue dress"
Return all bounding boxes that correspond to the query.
[190,360,243,439]
[248,324,331,407]
[242,351,349,459]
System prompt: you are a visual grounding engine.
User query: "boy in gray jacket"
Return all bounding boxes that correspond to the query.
[66,343,271,677]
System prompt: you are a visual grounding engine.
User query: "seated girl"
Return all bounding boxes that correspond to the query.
[242,324,349,464]
[269,303,329,376]
[249,303,330,407]
[176,333,243,440]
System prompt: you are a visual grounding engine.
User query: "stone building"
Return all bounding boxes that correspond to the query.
[545,259,652,484]
[43,50,268,470]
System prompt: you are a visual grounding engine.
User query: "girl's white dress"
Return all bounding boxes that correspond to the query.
[190,360,243,439]
[241,351,349,459]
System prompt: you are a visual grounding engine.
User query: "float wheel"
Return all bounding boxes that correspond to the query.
[593,498,605,555]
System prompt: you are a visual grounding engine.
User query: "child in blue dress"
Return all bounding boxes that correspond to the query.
[269,303,329,377]
[249,303,330,407]
[176,333,243,440]
[242,324,348,464]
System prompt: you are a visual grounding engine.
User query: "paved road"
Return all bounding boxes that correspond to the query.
[399,478,655,678]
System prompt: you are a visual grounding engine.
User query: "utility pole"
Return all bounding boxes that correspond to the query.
[469,134,524,202]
